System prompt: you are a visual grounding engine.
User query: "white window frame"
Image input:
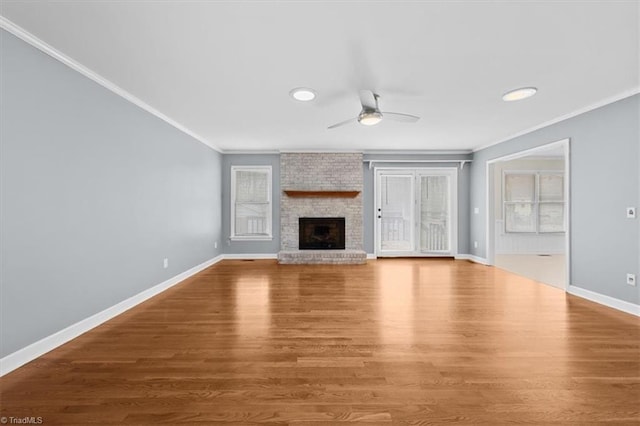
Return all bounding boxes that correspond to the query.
[503,170,565,234]
[230,165,273,241]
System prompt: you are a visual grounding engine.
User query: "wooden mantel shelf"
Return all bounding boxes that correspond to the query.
[284,190,360,198]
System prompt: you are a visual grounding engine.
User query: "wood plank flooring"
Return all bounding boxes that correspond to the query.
[1,259,639,424]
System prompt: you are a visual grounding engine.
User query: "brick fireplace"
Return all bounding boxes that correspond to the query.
[277,153,366,264]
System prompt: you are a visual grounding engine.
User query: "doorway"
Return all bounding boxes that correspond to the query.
[375,168,458,257]
[486,139,570,289]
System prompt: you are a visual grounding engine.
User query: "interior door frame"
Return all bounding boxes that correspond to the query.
[375,167,458,257]
[485,138,571,290]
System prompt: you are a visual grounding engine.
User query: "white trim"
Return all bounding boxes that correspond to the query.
[0,16,222,153]
[561,141,571,289]
[455,254,490,265]
[366,159,470,170]
[485,139,571,293]
[230,165,273,240]
[473,88,640,152]
[520,155,565,161]
[485,140,571,164]
[568,285,640,317]
[366,253,377,260]
[0,255,224,377]
[224,253,278,260]
[229,235,273,241]
[227,149,473,155]
[376,253,455,258]
[364,149,472,155]
[374,167,458,258]
[223,150,280,155]
[278,150,364,154]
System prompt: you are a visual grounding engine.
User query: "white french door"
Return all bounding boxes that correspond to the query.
[378,173,415,253]
[375,168,457,257]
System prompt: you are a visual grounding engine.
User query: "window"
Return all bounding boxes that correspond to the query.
[231,166,272,240]
[504,171,564,233]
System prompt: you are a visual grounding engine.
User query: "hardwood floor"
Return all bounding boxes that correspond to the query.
[1,259,639,424]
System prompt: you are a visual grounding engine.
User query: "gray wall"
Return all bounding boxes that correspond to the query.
[0,30,222,358]
[362,154,472,254]
[470,95,639,304]
[220,153,472,256]
[221,154,281,254]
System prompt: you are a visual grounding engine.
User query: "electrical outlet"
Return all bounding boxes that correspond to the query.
[626,207,636,219]
[627,273,636,286]
[214,241,218,249]
[474,241,478,248]
[474,207,479,214]
[163,258,169,269]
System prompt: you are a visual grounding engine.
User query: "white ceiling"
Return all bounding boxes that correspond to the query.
[1,1,638,152]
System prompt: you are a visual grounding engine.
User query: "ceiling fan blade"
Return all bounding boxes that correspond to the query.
[327,117,357,129]
[381,112,420,123]
[358,90,378,110]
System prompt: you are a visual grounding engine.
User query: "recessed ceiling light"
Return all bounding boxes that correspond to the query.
[290,87,316,102]
[502,87,537,102]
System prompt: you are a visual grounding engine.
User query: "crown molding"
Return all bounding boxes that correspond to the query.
[0,16,222,153]
[363,149,472,155]
[225,149,473,156]
[473,88,640,153]
[278,150,364,154]
[223,150,281,155]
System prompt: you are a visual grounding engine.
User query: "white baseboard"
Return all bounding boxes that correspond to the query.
[495,250,566,255]
[0,255,224,377]
[567,285,640,317]
[366,253,377,260]
[455,254,490,265]
[224,253,278,260]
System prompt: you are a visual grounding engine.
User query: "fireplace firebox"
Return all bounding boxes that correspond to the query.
[299,217,345,250]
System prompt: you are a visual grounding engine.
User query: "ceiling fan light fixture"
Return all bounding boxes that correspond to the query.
[290,87,316,102]
[358,111,383,126]
[502,87,537,102]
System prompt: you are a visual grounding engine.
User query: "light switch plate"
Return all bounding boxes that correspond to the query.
[627,207,636,219]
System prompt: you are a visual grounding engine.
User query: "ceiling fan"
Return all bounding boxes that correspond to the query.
[328,90,420,129]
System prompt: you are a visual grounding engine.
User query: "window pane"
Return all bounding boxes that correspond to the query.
[236,171,269,203]
[505,203,536,232]
[539,174,563,201]
[232,167,271,238]
[505,174,535,202]
[380,175,413,251]
[539,203,564,232]
[420,176,449,252]
[235,202,268,235]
